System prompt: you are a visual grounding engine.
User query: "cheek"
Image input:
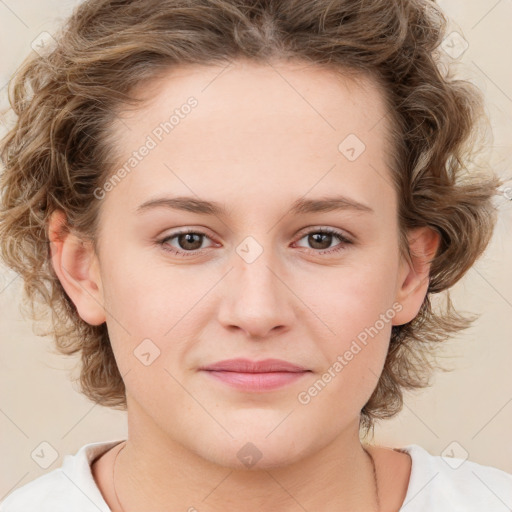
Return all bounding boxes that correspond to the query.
[99,252,215,372]
[295,255,397,390]
[296,275,395,419]
[298,254,398,337]
[100,239,186,325]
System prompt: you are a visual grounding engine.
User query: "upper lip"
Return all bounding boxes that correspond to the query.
[200,358,308,373]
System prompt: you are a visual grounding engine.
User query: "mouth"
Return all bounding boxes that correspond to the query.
[199,358,311,392]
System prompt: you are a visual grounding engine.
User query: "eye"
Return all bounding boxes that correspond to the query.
[158,227,353,258]
[158,230,215,257]
[294,228,353,255]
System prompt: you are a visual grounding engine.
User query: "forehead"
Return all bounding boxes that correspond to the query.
[103,60,396,218]
[115,59,391,146]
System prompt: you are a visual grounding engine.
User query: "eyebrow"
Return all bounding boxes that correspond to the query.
[135,195,374,216]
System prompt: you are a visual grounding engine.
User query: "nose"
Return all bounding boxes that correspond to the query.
[216,246,296,339]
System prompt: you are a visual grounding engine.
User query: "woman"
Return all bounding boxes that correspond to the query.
[0,0,510,510]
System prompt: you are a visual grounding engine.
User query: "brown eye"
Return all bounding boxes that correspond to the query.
[308,232,334,250]
[295,228,352,255]
[175,233,204,251]
[159,230,213,256]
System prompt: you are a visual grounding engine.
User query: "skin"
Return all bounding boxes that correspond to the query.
[49,59,439,511]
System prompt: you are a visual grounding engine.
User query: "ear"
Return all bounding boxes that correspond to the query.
[392,226,441,326]
[48,210,106,326]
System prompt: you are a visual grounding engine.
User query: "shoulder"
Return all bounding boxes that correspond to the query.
[0,468,73,512]
[0,439,124,512]
[399,443,512,511]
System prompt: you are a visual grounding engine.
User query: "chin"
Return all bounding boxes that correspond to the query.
[192,429,313,471]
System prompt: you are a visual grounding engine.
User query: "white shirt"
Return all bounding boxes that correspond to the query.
[1,439,511,511]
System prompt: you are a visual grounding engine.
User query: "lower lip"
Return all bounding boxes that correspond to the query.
[202,370,308,392]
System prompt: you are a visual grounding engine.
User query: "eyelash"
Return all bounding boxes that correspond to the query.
[158,228,353,257]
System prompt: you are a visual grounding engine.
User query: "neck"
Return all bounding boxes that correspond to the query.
[114,403,379,512]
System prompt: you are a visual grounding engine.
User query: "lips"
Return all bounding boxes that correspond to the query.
[199,358,308,373]
[199,358,310,392]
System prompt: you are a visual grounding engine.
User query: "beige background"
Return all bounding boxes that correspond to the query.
[1,0,511,502]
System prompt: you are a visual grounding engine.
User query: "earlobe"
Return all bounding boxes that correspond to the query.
[48,210,106,326]
[392,226,441,326]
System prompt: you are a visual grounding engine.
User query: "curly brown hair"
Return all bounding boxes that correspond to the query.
[0,0,503,438]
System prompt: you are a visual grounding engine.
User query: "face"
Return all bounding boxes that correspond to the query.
[51,59,436,469]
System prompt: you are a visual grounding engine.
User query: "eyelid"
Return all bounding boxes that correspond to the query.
[294,225,354,243]
[159,228,218,250]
